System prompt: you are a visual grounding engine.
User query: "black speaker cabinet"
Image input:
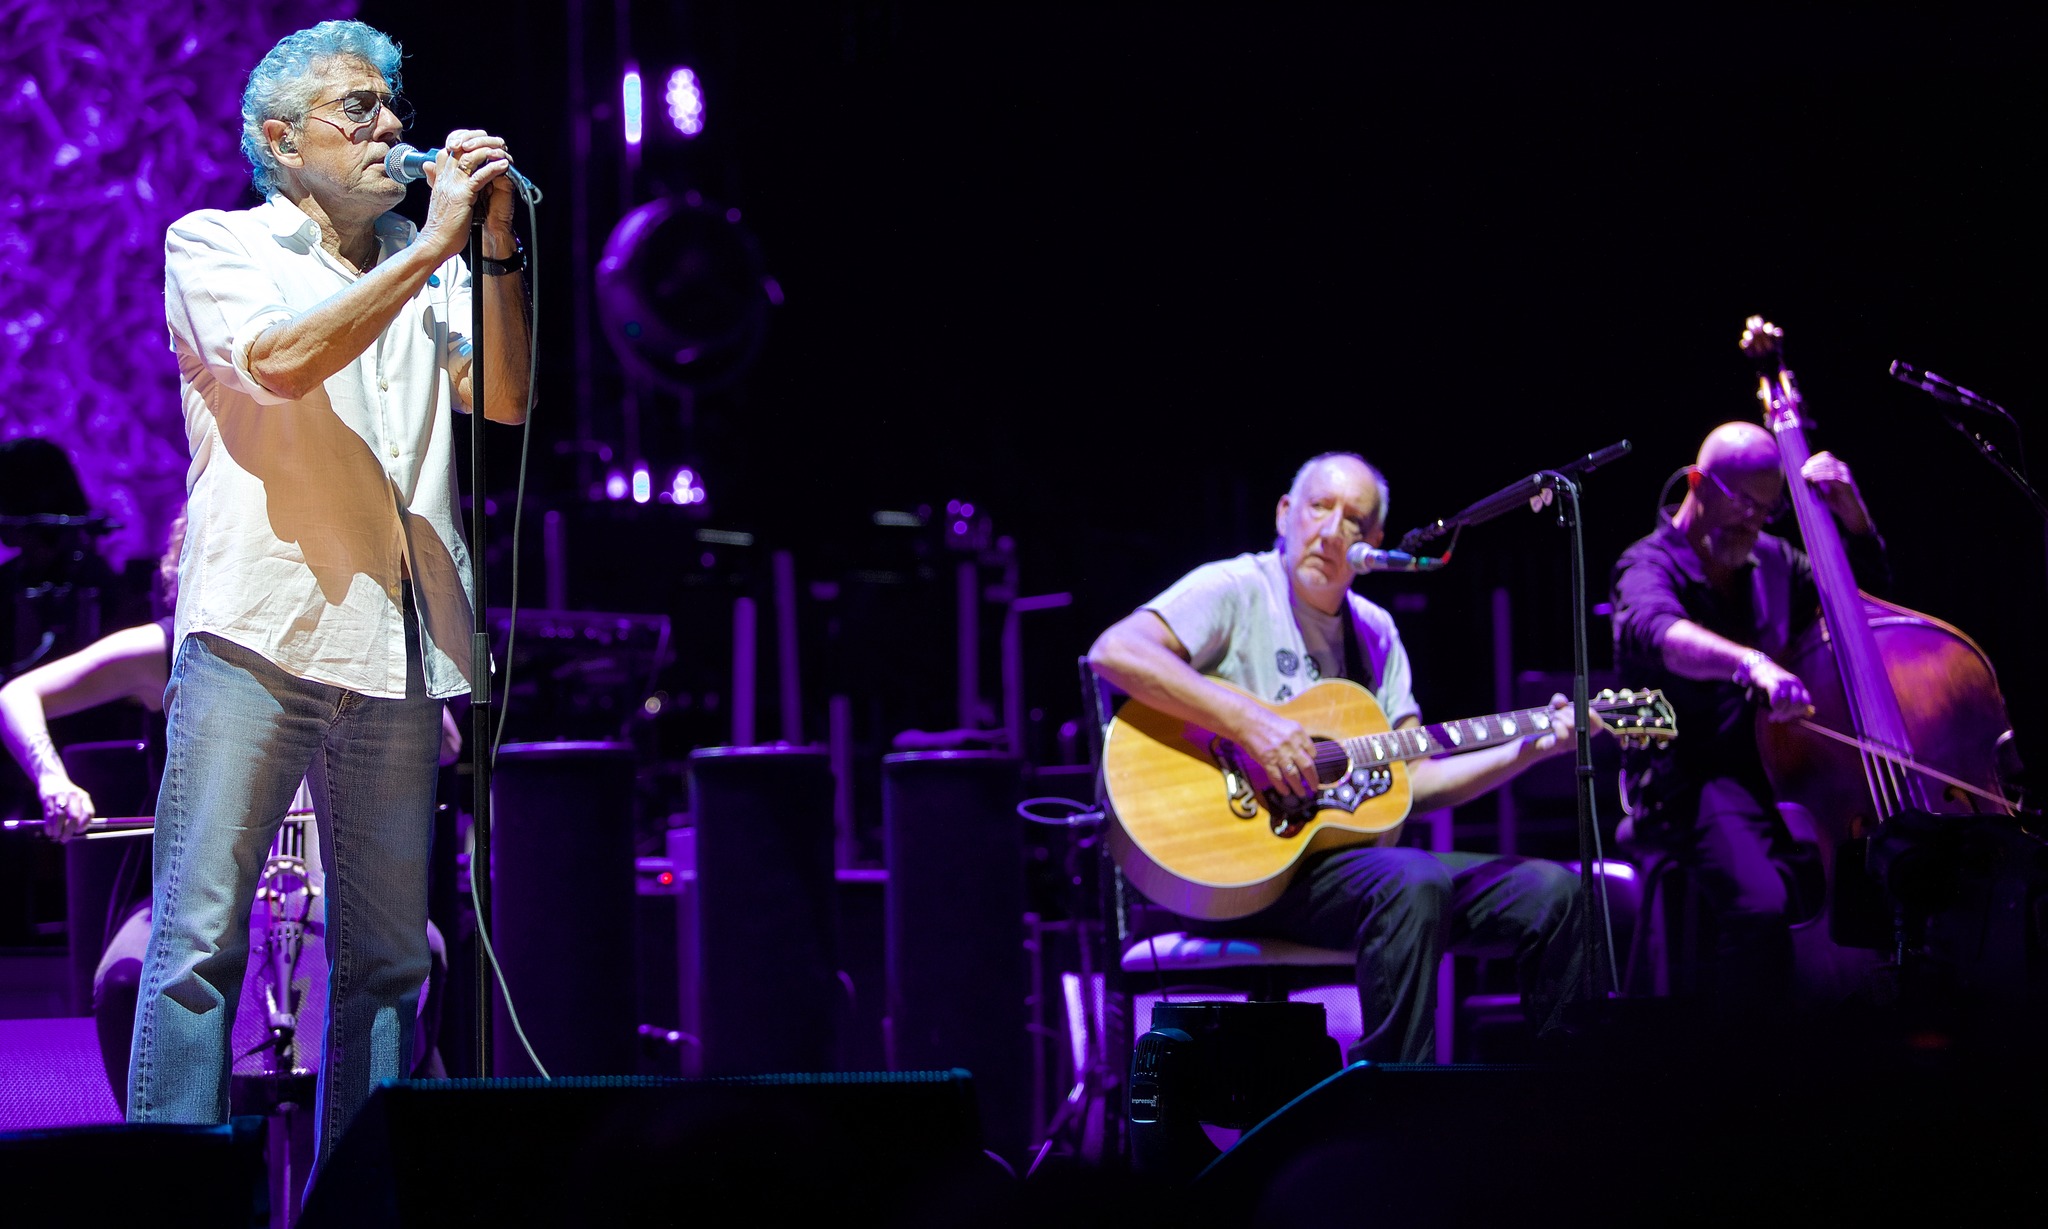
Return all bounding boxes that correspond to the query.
[687,745,838,1076]
[1195,1058,2046,1225]
[298,1072,993,1226]
[490,742,638,1076]
[882,752,1030,1161]
[0,1119,264,1227]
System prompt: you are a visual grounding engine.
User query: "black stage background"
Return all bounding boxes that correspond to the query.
[363,2,2046,796]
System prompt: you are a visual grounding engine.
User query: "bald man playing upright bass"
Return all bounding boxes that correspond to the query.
[1610,422,1887,1017]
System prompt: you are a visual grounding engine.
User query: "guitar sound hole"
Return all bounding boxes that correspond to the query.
[1310,739,1347,786]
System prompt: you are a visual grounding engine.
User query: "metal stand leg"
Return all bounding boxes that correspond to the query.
[267,1099,299,1229]
[1027,826,1132,1175]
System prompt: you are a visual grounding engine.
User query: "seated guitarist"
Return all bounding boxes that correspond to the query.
[1089,451,1597,1062]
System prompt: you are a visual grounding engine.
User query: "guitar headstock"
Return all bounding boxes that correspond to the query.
[1592,687,1678,749]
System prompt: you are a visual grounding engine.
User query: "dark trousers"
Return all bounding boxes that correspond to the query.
[1213,847,1582,1063]
[1638,776,1798,1012]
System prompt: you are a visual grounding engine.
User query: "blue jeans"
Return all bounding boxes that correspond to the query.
[128,618,441,1170]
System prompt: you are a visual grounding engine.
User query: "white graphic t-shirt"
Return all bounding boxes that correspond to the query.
[1142,550,1419,723]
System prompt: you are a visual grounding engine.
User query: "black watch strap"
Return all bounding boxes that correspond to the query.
[479,241,525,276]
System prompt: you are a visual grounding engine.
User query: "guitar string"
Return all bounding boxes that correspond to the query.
[1329,702,1664,769]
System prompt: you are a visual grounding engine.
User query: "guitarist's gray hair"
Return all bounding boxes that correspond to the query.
[1287,452,1390,532]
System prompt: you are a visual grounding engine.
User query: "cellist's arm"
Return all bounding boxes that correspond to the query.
[1658,620,1813,724]
[1613,540,1815,724]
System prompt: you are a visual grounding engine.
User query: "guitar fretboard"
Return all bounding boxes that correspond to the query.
[1339,706,1560,767]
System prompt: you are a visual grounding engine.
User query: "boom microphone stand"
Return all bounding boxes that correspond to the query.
[1398,440,1633,1006]
[1889,361,2048,609]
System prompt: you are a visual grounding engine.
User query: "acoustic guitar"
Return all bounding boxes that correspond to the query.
[1102,677,1677,920]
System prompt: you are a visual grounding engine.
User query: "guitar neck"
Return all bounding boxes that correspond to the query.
[1339,705,1563,767]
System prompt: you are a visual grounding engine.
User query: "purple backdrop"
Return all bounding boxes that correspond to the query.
[0,0,351,567]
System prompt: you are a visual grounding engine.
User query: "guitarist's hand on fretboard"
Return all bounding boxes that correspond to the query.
[1528,692,1606,756]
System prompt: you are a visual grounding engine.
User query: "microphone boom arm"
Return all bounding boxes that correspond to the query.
[1397,440,1631,555]
[1890,360,2043,519]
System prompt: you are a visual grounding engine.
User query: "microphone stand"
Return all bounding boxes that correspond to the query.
[1395,440,1633,1008]
[467,216,495,1078]
[1890,362,2048,606]
[1398,441,1632,556]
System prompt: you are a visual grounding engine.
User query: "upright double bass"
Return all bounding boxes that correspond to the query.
[1738,317,2018,997]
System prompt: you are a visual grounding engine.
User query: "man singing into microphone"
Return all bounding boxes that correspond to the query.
[1089,452,1597,1062]
[130,19,527,1167]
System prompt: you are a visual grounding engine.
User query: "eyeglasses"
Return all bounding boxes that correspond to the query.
[304,88,412,134]
[1304,498,1375,545]
[1695,466,1787,521]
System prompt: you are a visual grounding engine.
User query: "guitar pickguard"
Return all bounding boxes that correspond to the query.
[1213,733,1396,837]
[1266,762,1396,836]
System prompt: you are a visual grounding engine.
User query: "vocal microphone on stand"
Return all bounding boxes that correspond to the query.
[1345,543,1447,573]
[1889,360,2017,423]
[384,143,536,192]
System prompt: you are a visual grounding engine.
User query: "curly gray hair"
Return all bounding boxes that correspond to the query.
[240,20,404,197]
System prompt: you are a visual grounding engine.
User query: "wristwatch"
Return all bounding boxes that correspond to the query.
[1732,649,1770,688]
[479,238,525,276]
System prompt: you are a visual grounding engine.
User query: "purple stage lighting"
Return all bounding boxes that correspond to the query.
[666,68,704,137]
[632,463,652,504]
[622,67,644,146]
[0,2,347,568]
[668,467,707,506]
[605,469,629,501]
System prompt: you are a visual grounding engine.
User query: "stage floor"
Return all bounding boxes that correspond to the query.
[0,1016,121,1131]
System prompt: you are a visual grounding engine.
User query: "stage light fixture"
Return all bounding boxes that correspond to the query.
[595,192,775,393]
[668,467,707,506]
[666,68,704,137]
[631,463,652,504]
[622,67,644,146]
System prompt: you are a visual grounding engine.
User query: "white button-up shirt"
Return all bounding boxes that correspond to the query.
[164,194,477,699]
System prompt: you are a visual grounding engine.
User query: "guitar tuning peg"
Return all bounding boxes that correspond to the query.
[1596,688,1614,702]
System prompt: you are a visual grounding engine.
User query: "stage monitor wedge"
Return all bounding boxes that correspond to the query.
[299,1071,994,1227]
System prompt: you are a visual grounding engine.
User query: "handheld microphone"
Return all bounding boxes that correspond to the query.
[383,143,438,183]
[1345,543,1447,573]
[384,143,538,197]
